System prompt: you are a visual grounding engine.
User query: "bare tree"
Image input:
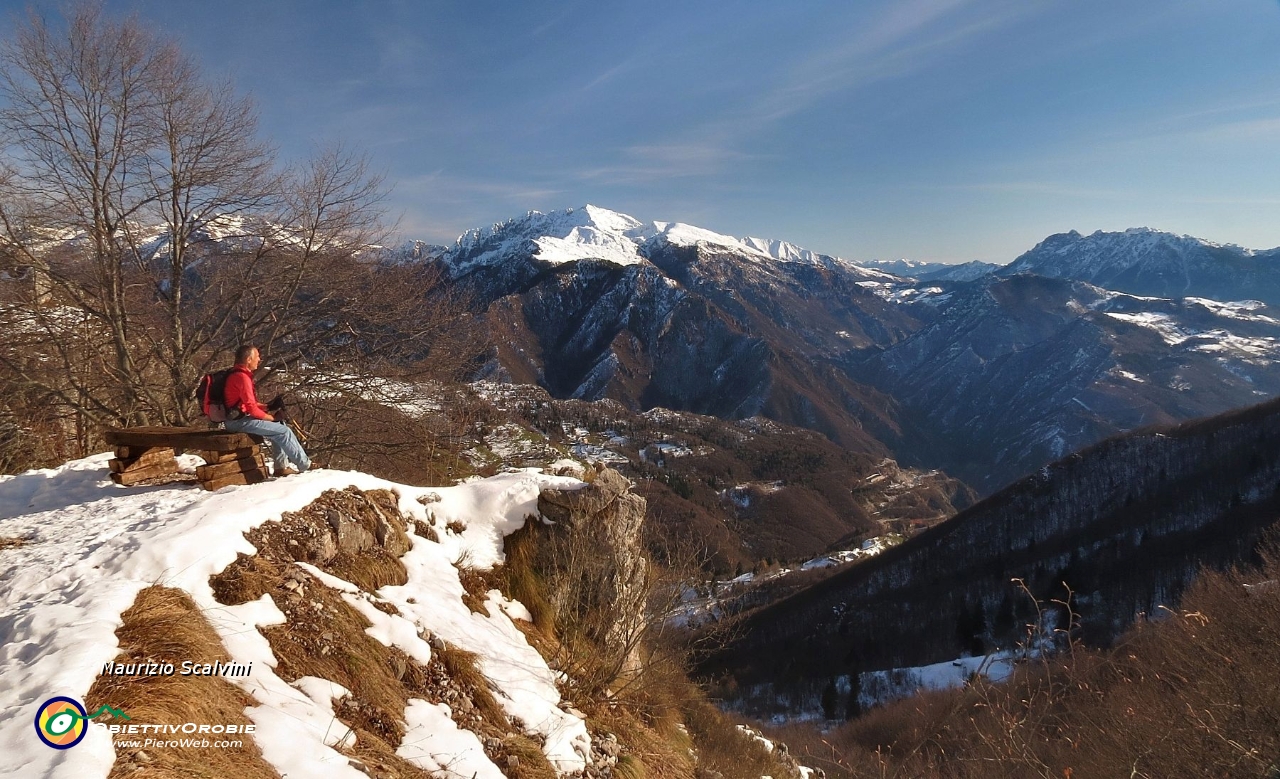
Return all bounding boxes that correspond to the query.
[0,3,482,472]
[137,54,277,422]
[0,3,172,424]
[0,3,280,426]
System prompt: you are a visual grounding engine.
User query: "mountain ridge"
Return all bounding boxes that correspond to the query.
[1001,226,1280,304]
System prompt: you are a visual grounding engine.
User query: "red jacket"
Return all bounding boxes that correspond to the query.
[223,366,272,421]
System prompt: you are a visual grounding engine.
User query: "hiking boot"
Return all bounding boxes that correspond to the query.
[277,466,300,477]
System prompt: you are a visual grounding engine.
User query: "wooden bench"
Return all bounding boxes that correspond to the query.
[104,427,271,490]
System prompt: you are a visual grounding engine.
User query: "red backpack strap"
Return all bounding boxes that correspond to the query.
[198,374,213,414]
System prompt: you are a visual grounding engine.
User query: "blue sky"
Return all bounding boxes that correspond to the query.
[19,0,1280,263]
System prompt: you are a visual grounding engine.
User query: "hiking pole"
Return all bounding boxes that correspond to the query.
[267,394,307,441]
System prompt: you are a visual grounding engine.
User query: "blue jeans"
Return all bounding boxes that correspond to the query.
[223,417,310,472]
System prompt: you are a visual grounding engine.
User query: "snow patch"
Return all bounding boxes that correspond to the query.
[398,699,506,779]
[0,457,591,776]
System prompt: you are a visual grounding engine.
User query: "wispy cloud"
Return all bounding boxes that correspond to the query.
[529,1,588,39]
[573,144,760,185]
[1157,96,1280,126]
[919,181,1136,200]
[573,0,1034,185]
[743,0,978,124]
[1174,115,1280,143]
[580,60,637,92]
[396,170,565,202]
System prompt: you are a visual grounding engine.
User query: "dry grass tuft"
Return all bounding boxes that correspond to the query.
[210,551,434,777]
[501,733,559,779]
[454,554,497,616]
[589,703,692,779]
[211,555,411,741]
[327,550,409,593]
[207,553,280,604]
[501,520,556,635]
[412,518,438,542]
[435,643,507,729]
[613,755,647,779]
[686,698,791,779]
[371,600,401,616]
[206,487,563,777]
[0,535,29,550]
[85,586,280,779]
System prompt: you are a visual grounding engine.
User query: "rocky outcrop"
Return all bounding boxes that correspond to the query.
[245,486,413,591]
[537,467,649,656]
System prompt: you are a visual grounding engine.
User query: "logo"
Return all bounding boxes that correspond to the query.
[34,697,129,749]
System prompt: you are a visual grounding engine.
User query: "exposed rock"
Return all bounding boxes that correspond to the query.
[537,467,649,664]
[243,487,412,591]
[330,511,376,557]
[367,498,412,556]
[538,467,630,522]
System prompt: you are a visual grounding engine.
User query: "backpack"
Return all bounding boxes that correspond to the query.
[196,369,235,422]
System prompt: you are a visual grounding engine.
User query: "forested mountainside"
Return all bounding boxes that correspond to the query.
[704,395,1280,719]
[467,383,973,572]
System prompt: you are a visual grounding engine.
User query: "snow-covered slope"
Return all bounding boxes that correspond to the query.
[0,457,591,778]
[1006,227,1228,279]
[738,236,896,276]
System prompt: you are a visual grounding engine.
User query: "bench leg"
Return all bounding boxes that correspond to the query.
[109,446,178,486]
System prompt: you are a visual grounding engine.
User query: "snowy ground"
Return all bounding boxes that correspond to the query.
[670,536,898,628]
[857,652,1019,710]
[0,455,591,778]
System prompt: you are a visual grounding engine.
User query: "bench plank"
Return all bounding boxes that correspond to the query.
[196,447,261,465]
[104,426,261,452]
[115,445,175,460]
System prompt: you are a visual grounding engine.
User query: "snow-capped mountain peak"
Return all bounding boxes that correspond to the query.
[442,205,880,277]
[446,205,648,272]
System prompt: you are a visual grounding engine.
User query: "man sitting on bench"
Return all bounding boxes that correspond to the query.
[222,344,311,476]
